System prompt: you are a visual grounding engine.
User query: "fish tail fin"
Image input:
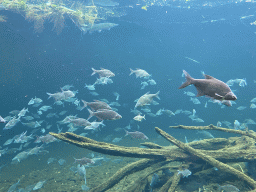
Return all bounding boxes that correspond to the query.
[129,68,134,76]
[179,70,194,89]
[87,109,94,120]
[46,93,52,99]
[143,115,146,120]
[73,157,77,164]
[100,121,105,126]
[125,130,129,136]
[91,68,96,76]
[155,91,160,100]
[80,100,87,111]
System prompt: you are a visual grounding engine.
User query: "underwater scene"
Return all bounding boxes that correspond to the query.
[1,0,256,191]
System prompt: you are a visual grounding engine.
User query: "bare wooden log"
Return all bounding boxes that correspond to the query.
[155,127,256,189]
[169,124,256,140]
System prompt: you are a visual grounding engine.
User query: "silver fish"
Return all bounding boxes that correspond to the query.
[87,109,122,121]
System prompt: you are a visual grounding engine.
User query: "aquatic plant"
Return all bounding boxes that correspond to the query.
[0,0,121,34]
[0,15,7,22]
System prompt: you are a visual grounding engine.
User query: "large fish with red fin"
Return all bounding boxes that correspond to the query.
[179,70,237,106]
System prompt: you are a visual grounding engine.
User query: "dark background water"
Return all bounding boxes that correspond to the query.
[0,2,256,145]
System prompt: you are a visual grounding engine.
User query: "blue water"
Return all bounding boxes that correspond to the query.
[0,0,256,191]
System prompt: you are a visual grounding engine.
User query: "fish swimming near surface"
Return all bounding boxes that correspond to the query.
[81,23,119,34]
[179,70,237,105]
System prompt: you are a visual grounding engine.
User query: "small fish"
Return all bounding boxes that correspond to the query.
[90,92,99,96]
[47,157,56,164]
[112,137,123,143]
[12,151,29,163]
[150,173,159,192]
[4,116,20,130]
[251,97,256,102]
[18,108,29,117]
[95,77,113,85]
[190,97,201,104]
[67,117,91,127]
[91,68,115,78]
[58,159,66,165]
[125,130,148,140]
[184,91,195,97]
[162,109,175,117]
[250,103,256,108]
[193,118,204,123]
[177,169,191,178]
[148,79,156,85]
[237,106,246,110]
[198,130,214,138]
[141,81,148,89]
[61,84,74,90]
[133,114,145,122]
[22,116,34,121]
[4,138,14,146]
[245,119,256,124]
[33,180,46,190]
[179,70,237,105]
[85,83,96,90]
[155,109,163,116]
[77,164,86,177]
[59,111,67,115]
[81,100,112,111]
[84,121,105,130]
[7,179,20,192]
[87,109,122,121]
[82,23,118,34]
[130,68,150,78]
[218,184,239,192]
[135,91,160,108]
[234,120,241,129]
[39,106,52,112]
[74,157,95,165]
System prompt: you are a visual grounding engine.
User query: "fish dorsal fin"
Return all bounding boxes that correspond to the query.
[204,75,215,79]
[145,91,150,95]
[100,68,105,70]
[196,87,205,97]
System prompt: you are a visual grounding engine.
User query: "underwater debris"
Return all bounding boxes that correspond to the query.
[50,124,256,191]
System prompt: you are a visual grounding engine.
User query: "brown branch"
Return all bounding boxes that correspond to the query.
[169,124,256,140]
[155,127,256,189]
[49,132,167,159]
[89,158,164,192]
